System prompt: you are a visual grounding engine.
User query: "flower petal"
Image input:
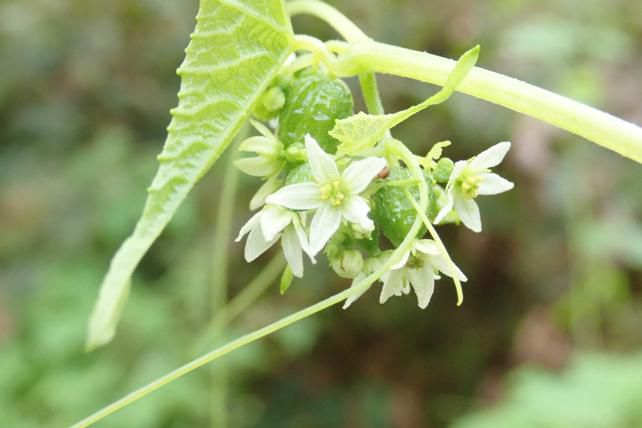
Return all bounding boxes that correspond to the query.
[342,273,367,309]
[260,205,292,241]
[266,183,322,210]
[291,213,315,263]
[249,175,283,211]
[238,136,280,156]
[234,157,278,177]
[430,254,468,282]
[391,249,411,270]
[341,196,374,231]
[249,118,275,138]
[434,191,454,224]
[235,212,261,242]
[469,141,511,170]
[305,134,339,184]
[454,195,482,232]
[407,265,436,309]
[477,172,514,195]
[245,222,279,262]
[342,157,387,194]
[379,270,405,304]
[309,204,341,256]
[446,161,467,192]
[414,239,441,256]
[282,228,304,278]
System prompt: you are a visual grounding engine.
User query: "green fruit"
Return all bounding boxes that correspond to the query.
[278,72,353,154]
[372,167,437,247]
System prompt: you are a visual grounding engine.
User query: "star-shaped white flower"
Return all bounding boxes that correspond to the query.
[435,141,514,232]
[235,205,311,277]
[380,239,467,309]
[266,135,386,256]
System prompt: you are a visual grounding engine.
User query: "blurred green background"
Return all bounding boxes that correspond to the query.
[1,0,641,427]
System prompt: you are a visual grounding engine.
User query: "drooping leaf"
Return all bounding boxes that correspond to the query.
[331,45,480,156]
[86,0,293,350]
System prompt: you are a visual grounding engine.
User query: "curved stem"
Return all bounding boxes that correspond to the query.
[288,1,642,163]
[206,255,286,333]
[72,209,427,428]
[359,72,386,115]
[404,189,464,305]
[341,41,642,163]
[387,139,464,305]
[287,0,369,42]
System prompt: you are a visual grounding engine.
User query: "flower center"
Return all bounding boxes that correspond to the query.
[459,173,481,199]
[320,180,347,207]
[407,254,424,269]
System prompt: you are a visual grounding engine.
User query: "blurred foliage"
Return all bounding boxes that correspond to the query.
[1,0,641,427]
[452,352,642,428]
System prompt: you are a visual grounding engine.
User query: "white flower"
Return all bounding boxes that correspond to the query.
[234,120,284,178]
[380,239,467,309]
[266,135,386,256]
[435,141,514,232]
[235,205,311,277]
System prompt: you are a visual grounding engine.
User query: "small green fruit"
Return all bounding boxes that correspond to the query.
[278,71,353,154]
[372,167,437,247]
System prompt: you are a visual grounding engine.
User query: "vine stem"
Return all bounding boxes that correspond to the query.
[196,255,286,344]
[71,208,427,428]
[287,0,369,42]
[288,1,642,163]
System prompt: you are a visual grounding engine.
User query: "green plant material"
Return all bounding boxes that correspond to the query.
[278,72,354,153]
[285,162,313,184]
[86,0,293,350]
[345,40,642,163]
[425,140,452,163]
[252,85,287,121]
[433,158,455,184]
[372,166,436,247]
[452,353,642,428]
[330,45,479,156]
[279,265,294,295]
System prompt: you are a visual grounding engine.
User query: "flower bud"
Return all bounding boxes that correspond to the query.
[253,86,286,121]
[262,86,286,112]
[331,250,364,279]
[433,157,454,184]
[284,143,307,163]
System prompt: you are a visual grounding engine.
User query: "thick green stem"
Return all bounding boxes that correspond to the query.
[342,41,642,163]
[289,1,642,163]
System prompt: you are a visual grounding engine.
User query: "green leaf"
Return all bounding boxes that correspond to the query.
[331,45,480,156]
[86,0,292,350]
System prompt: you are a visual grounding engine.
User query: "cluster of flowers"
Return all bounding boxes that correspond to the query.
[235,120,513,309]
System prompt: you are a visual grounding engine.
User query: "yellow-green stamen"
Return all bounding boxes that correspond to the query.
[320,180,347,206]
[460,174,482,198]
